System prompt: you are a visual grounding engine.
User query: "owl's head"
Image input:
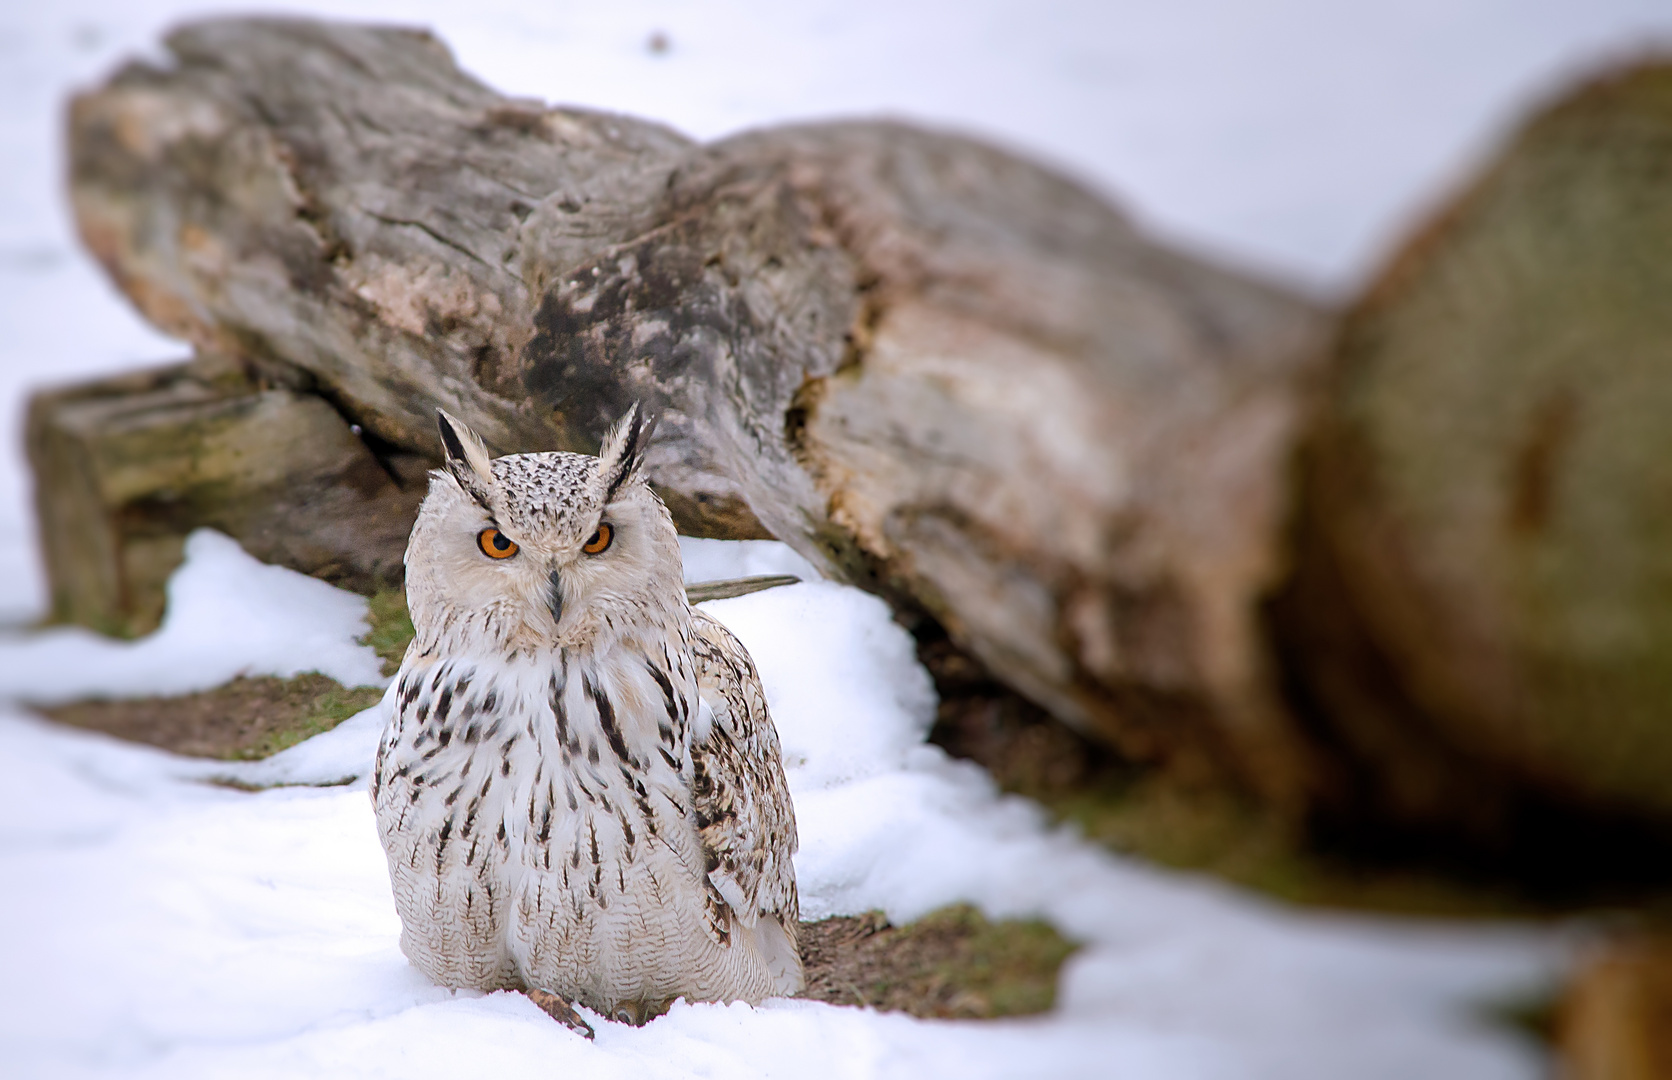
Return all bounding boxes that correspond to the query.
[404,404,683,654]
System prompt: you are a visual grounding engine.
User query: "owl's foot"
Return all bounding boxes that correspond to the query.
[611,997,675,1026]
[525,988,595,1039]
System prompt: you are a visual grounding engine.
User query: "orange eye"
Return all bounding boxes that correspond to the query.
[582,522,614,555]
[477,527,519,559]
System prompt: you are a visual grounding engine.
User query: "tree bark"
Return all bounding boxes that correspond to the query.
[60,17,1325,793]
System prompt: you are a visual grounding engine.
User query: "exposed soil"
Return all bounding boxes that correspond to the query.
[41,674,384,761]
[798,905,1075,1019]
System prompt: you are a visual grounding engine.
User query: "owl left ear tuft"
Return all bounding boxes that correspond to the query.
[597,402,658,504]
[437,408,497,510]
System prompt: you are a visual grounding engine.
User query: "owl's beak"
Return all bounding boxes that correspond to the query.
[547,566,564,627]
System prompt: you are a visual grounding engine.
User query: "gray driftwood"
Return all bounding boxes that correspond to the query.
[56,18,1324,794]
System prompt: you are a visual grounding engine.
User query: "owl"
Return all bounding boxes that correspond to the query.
[371,405,802,1035]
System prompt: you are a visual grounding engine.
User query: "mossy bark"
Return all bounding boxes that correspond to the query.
[27,360,428,634]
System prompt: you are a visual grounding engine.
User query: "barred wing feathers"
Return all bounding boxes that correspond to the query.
[687,608,800,936]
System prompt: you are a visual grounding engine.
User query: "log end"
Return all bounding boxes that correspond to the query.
[26,359,429,634]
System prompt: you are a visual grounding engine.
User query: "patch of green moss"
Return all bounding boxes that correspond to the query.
[930,905,1078,1017]
[43,673,383,763]
[362,587,415,676]
[799,904,1077,1019]
[228,680,386,760]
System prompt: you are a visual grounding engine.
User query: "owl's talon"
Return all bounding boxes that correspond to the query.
[526,988,595,1038]
[612,997,674,1026]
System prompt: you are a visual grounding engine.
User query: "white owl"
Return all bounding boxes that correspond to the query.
[372,405,802,1035]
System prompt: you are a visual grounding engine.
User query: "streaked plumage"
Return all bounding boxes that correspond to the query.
[372,406,800,1027]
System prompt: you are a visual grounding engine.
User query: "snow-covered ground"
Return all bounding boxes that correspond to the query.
[1,531,1562,1079]
[4,2,1669,1077]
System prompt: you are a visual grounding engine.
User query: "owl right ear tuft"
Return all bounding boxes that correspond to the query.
[597,402,659,505]
[436,408,497,510]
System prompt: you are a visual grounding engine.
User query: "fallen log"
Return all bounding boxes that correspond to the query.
[54,18,1325,797]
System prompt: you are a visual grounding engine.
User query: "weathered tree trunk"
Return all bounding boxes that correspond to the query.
[1269,63,1672,839]
[57,18,1324,795]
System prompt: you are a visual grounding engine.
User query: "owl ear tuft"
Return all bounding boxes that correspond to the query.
[437,408,497,510]
[597,402,658,504]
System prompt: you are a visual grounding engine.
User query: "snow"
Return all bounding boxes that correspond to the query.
[0,536,1562,1079]
[0,529,387,704]
[678,536,820,585]
[2,2,1659,1076]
